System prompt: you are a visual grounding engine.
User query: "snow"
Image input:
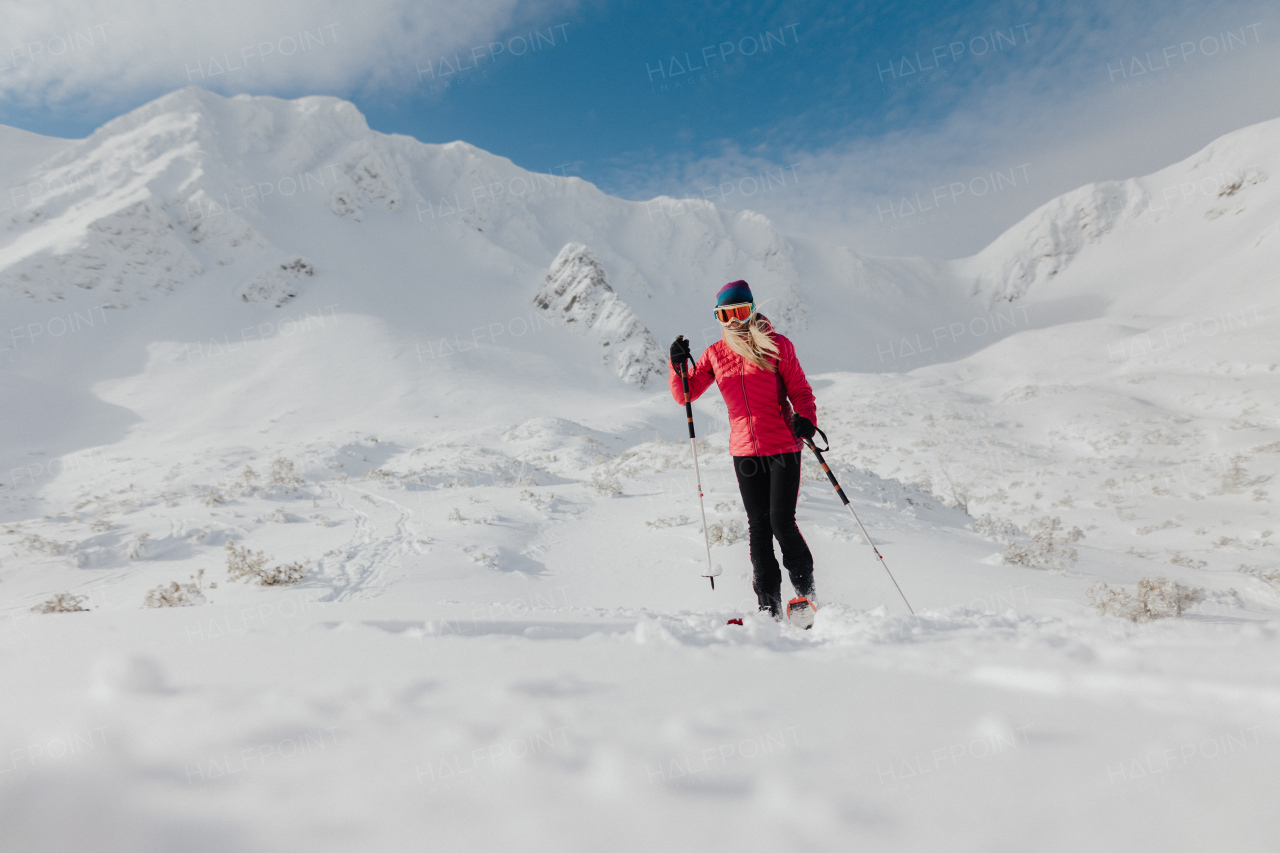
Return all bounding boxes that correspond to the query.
[1,88,1279,850]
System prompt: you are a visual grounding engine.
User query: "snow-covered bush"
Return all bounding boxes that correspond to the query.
[519,490,559,512]
[1239,565,1280,588]
[939,464,973,514]
[143,570,207,608]
[1087,577,1206,622]
[646,515,690,530]
[257,561,306,585]
[706,520,746,546]
[269,457,305,488]
[225,541,305,586]
[465,546,499,568]
[587,471,622,497]
[127,532,152,559]
[1002,516,1083,570]
[974,514,1021,540]
[31,593,89,613]
[1213,454,1266,495]
[226,541,267,581]
[18,534,70,556]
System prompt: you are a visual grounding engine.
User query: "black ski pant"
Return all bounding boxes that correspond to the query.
[733,451,815,616]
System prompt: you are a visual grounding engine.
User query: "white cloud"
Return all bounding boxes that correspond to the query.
[0,0,576,109]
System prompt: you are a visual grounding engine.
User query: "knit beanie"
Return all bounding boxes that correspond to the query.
[715,279,753,307]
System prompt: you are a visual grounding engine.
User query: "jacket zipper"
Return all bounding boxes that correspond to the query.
[740,365,761,456]
[774,357,798,452]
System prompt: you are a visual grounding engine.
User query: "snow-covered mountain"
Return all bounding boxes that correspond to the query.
[12,87,1273,386]
[959,124,1275,309]
[2,90,1279,851]
[0,87,816,340]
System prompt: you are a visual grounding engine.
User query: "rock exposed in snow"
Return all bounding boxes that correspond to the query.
[0,198,205,304]
[327,144,404,219]
[239,256,315,306]
[534,243,664,388]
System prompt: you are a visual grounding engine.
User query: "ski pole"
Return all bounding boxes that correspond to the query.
[802,427,914,615]
[674,336,718,590]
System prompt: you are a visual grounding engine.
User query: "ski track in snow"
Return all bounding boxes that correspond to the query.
[320,483,417,602]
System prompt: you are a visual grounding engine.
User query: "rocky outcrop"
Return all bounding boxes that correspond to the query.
[534,243,664,388]
[0,199,204,304]
[238,256,314,306]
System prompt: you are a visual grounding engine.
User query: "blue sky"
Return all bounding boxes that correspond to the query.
[2,0,1278,257]
[363,0,1052,168]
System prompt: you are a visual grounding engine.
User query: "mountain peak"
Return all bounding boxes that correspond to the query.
[86,87,373,157]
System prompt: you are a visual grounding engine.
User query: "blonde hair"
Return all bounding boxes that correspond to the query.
[722,313,780,371]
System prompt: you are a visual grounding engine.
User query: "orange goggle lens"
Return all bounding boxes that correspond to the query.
[714,303,754,323]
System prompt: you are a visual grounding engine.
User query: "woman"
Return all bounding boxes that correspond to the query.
[668,279,820,624]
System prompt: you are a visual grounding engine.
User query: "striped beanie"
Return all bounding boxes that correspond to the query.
[715,279,753,307]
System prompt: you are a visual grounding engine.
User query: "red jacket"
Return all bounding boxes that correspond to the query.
[669,330,817,457]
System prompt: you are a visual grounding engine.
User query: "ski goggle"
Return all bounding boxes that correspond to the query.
[714,302,754,324]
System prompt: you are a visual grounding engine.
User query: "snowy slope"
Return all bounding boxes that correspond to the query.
[960,118,1276,309]
[855,117,1280,584]
[1,90,1279,851]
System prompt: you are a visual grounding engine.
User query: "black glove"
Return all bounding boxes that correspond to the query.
[793,415,817,440]
[669,337,692,369]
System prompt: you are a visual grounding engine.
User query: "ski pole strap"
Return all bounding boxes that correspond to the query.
[810,426,830,452]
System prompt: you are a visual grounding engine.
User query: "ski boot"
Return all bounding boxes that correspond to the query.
[786,596,816,630]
